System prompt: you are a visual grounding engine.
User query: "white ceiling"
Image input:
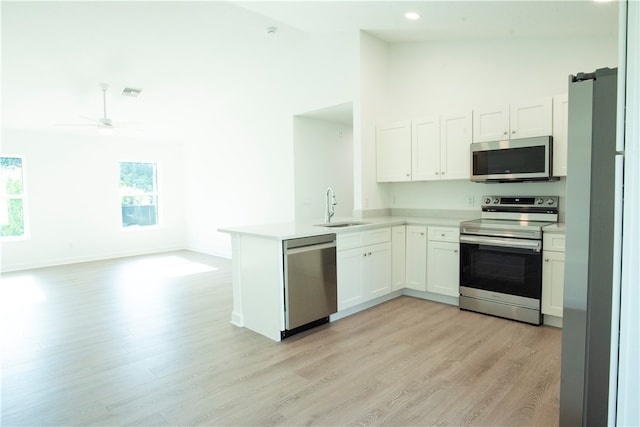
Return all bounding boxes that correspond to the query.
[1,1,618,139]
[234,0,619,41]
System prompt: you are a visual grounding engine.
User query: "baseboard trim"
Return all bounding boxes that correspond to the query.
[1,245,186,273]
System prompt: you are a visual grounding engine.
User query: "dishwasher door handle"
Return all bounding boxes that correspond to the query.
[285,242,336,255]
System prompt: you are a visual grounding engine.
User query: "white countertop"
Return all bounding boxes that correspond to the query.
[218,215,467,240]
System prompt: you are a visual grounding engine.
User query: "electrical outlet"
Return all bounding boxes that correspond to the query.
[467,196,475,207]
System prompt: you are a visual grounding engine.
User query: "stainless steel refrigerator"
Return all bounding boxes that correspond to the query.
[560,67,622,425]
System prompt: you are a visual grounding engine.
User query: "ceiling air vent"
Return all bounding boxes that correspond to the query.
[121,87,143,97]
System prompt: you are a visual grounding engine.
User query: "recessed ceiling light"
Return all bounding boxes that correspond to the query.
[405,11,421,21]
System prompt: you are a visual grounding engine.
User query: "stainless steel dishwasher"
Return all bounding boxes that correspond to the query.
[282,234,337,339]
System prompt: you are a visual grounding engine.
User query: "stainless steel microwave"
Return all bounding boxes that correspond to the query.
[470,136,556,182]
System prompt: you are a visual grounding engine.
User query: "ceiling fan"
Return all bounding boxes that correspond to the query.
[56,83,136,134]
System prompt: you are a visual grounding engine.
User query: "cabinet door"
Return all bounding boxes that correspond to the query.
[412,116,441,181]
[405,225,427,291]
[427,241,460,297]
[391,226,406,291]
[473,105,510,143]
[365,242,391,299]
[337,247,365,310]
[510,97,553,139]
[553,94,569,177]
[376,121,411,182]
[441,111,472,180]
[542,250,565,317]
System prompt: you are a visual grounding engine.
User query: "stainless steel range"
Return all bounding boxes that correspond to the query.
[459,195,559,325]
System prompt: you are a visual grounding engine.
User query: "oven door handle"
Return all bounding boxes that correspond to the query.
[459,235,542,252]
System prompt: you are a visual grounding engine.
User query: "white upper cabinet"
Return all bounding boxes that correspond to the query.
[378,112,471,183]
[472,105,510,142]
[376,120,411,182]
[440,111,472,180]
[411,116,440,180]
[553,94,569,177]
[510,97,553,139]
[473,97,553,143]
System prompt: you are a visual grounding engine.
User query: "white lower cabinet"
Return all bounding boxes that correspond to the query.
[542,233,566,318]
[366,243,392,299]
[426,227,460,297]
[337,229,391,311]
[405,225,427,291]
[337,246,366,310]
[391,226,406,291]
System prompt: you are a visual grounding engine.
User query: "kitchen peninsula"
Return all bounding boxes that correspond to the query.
[219,215,469,341]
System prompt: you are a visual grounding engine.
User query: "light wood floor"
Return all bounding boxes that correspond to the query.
[1,250,562,426]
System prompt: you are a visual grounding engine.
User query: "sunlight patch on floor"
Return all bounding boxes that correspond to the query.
[134,255,218,278]
[0,275,46,308]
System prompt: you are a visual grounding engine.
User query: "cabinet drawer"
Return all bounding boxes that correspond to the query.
[543,233,565,252]
[337,227,391,251]
[428,226,459,243]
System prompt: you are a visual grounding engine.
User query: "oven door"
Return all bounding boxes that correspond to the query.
[459,235,542,300]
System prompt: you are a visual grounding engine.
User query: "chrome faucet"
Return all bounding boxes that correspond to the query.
[325,187,337,223]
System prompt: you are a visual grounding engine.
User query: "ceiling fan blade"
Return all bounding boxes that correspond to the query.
[54,123,96,127]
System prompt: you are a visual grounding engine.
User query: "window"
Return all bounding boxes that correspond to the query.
[1,157,26,238]
[119,162,158,228]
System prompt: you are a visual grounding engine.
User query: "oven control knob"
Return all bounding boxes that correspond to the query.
[536,198,544,205]
[493,197,500,204]
[484,197,491,205]
[546,198,555,206]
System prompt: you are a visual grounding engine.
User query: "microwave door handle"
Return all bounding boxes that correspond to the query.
[460,235,542,252]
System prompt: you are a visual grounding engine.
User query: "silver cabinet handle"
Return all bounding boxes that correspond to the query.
[454,249,458,253]
[503,131,508,135]
[460,234,541,252]
[512,130,516,134]
[545,258,550,262]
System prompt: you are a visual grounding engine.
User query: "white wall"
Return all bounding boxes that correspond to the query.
[389,179,567,219]
[381,35,617,213]
[386,35,618,119]
[1,129,185,271]
[617,0,640,423]
[183,30,360,257]
[293,116,354,223]
[356,31,391,213]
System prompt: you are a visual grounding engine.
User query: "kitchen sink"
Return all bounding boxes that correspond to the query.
[314,221,370,228]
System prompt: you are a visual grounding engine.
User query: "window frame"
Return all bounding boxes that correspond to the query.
[118,160,161,230]
[0,155,29,240]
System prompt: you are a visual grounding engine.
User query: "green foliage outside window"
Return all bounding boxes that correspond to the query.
[1,157,25,237]
[120,162,158,227]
